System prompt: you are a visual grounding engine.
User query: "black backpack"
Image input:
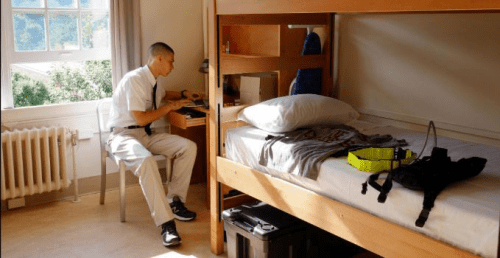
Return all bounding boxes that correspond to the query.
[361,122,487,227]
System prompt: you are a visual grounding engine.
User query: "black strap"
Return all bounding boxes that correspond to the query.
[362,172,385,194]
[415,208,431,227]
[416,191,436,228]
[145,82,157,136]
[361,156,401,199]
[360,171,394,203]
[378,171,394,203]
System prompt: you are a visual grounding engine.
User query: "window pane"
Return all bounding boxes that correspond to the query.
[11,60,112,107]
[80,0,109,9]
[82,12,109,49]
[12,0,44,8]
[47,0,77,8]
[13,12,47,52]
[49,12,79,50]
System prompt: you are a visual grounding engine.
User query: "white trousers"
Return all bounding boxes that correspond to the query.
[108,127,197,226]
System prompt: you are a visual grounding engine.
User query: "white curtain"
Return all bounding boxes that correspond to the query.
[110,0,142,90]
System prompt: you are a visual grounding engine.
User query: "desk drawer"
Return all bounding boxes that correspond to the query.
[168,109,206,129]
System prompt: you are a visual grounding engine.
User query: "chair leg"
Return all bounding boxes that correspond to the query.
[99,156,107,205]
[119,161,126,222]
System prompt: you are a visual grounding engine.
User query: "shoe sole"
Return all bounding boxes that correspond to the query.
[163,238,182,247]
[173,214,196,221]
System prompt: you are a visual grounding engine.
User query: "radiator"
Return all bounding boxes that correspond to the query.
[1,127,72,201]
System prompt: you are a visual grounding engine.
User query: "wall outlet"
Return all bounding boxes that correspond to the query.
[7,197,26,210]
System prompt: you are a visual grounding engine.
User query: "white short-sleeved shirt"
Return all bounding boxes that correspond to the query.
[107,65,157,129]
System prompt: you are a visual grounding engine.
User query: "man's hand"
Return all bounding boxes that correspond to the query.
[168,99,191,110]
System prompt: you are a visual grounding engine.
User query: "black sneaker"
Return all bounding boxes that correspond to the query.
[170,196,197,221]
[161,220,181,247]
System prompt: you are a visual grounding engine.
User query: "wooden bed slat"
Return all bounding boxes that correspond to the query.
[216,0,500,15]
[217,157,481,258]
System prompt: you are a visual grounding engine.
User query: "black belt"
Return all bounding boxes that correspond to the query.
[111,125,150,135]
[126,125,145,129]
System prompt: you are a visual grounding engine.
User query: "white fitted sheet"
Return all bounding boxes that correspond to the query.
[225,120,500,258]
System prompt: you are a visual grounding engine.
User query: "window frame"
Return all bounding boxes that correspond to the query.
[1,0,111,109]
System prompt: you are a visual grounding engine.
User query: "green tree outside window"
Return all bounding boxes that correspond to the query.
[12,60,112,108]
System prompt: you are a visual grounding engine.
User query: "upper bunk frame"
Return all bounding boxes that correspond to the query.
[207,1,500,257]
[215,0,500,15]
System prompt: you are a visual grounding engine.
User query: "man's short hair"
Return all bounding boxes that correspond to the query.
[148,42,174,58]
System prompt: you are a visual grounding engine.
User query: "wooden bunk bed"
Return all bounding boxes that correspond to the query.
[207,1,500,257]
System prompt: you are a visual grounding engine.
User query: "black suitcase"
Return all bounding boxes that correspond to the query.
[222,201,308,258]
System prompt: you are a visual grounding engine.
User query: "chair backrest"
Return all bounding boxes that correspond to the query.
[96,98,113,152]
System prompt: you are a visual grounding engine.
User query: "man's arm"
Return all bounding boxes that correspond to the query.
[131,99,191,126]
[162,90,203,102]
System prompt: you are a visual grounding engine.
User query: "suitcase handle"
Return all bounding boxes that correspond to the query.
[233,220,255,233]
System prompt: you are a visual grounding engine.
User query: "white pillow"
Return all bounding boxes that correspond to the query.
[238,94,359,133]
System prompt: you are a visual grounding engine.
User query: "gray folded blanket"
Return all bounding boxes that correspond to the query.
[259,124,408,180]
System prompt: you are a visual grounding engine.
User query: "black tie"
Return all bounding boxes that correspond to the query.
[145,82,157,135]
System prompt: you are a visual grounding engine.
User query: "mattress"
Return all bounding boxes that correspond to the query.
[225,120,500,258]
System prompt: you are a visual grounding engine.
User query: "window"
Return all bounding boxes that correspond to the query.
[1,0,112,109]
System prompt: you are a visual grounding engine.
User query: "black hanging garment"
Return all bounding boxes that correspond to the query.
[290,32,322,95]
[361,121,487,227]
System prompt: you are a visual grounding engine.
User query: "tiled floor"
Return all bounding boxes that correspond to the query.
[1,183,227,258]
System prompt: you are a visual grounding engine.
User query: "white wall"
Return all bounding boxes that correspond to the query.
[140,0,205,93]
[338,13,500,140]
[1,0,205,181]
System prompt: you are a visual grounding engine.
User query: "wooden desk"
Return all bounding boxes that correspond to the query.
[167,107,211,207]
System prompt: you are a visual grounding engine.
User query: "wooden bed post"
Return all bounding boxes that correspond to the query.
[208,0,225,254]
